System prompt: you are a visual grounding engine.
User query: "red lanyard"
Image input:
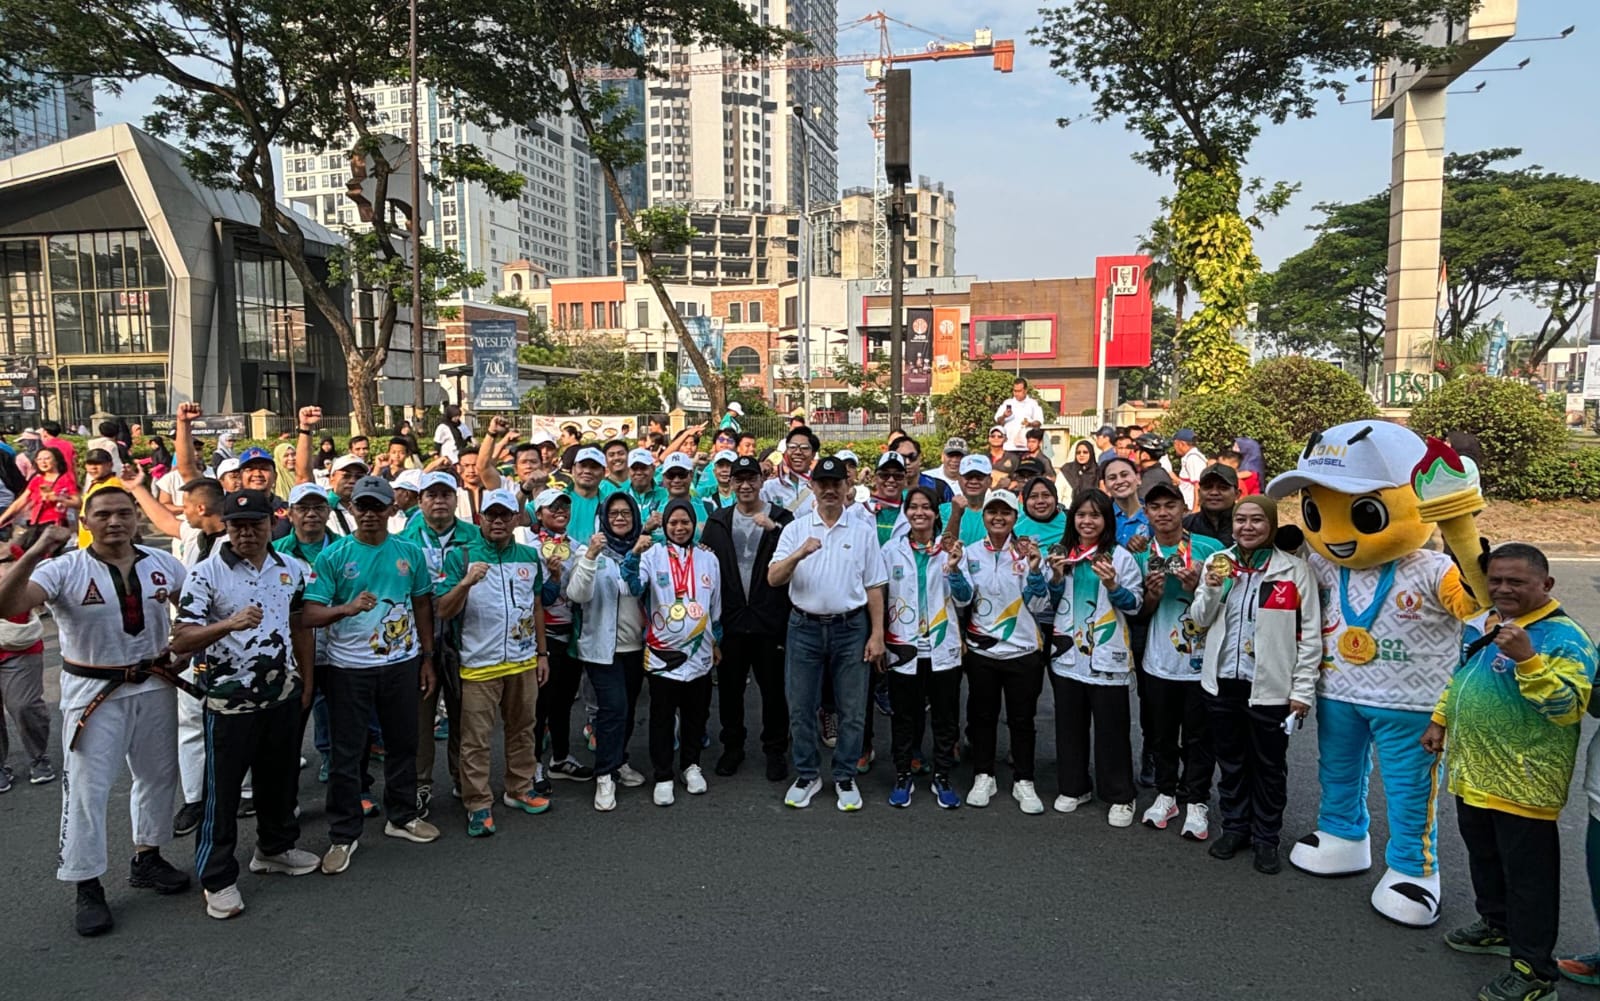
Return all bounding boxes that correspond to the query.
[667,545,695,601]
[1066,544,1097,564]
[985,536,1025,572]
[1153,537,1191,567]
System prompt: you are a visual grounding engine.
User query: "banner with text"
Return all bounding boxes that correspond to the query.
[931,308,962,396]
[0,356,39,412]
[676,315,724,411]
[470,319,522,411]
[905,308,933,395]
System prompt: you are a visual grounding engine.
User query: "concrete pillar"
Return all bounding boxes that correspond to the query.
[1382,87,1447,401]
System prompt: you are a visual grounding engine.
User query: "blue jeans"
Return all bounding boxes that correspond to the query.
[584,650,644,779]
[785,609,869,784]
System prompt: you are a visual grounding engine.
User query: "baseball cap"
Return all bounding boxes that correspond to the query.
[574,446,605,467]
[84,448,113,464]
[350,475,394,506]
[216,457,241,476]
[528,430,555,446]
[713,449,737,465]
[661,453,694,474]
[835,449,860,465]
[393,469,424,493]
[332,454,367,474]
[943,437,968,456]
[288,482,328,507]
[1199,463,1239,487]
[876,452,906,472]
[1266,420,1424,497]
[731,456,762,477]
[221,489,273,521]
[480,488,520,514]
[533,487,570,511]
[958,454,993,477]
[238,446,274,466]
[420,470,458,494]
[1095,424,1117,438]
[1141,480,1184,506]
[1016,458,1045,479]
[727,401,744,416]
[988,425,1006,437]
[627,447,656,468]
[1137,435,1169,457]
[811,456,848,481]
[982,489,1020,513]
[1173,428,1197,444]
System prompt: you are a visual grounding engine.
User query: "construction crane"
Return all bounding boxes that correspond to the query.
[582,12,1014,277]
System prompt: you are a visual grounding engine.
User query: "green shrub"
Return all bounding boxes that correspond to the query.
[1161,392,1298,477]
[1493,448,1600,502]
[1408,376,1568,495]
[933,370,1046,443]
[1243,356,1378,443]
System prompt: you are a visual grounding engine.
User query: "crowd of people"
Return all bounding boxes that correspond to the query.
[0,385,1596,1001]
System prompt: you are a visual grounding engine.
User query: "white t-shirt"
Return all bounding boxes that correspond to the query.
[1177,449,1208,508]
[994,397,1044,450]
[153,467,186,504]
[32,546,187,711]
[433,419,475,463]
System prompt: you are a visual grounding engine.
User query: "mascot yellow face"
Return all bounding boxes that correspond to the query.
[1266,420,1431,569]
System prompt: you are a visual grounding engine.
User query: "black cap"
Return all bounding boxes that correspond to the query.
[1199,463,1239,487]
[84,448,113,464]
[730,455,762,477]
[811,456,848,481]
[1016,458,1046,478]
[1095,424,1116,438]
[1140,480,1184,506]
[222,489,274,521]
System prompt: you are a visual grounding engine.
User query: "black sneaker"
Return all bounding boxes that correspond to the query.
[765,752,789,782]
[1445,918,1512,957]
[1479,960,1558,1001]
[128,850,190,894]
[0,765,12,794]
[75,879,113,937]
[29,756,56,784]
[1137,749,1156,789]
[549,757,595,782]
[1208,832,1251,860]
[532,763,553,797]
[1253,843,1282,875]
[715,747,745,777]
[236,796,256,818]
[173,801,204,837]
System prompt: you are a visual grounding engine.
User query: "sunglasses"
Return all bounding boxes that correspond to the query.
[353,499,390,513]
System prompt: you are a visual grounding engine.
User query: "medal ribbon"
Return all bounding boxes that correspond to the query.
[1153,536,1191,568]
[911,547,931,634]
[1070,559,1099,638]
[667,545,695,602]
[1338,561,1398,634]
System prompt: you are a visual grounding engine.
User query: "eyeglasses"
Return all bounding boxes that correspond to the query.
[606,509,634,520]
[353,500,389,513]
[786,444,814,454]
[878,471,905,480]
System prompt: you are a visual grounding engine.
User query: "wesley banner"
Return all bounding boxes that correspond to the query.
[677,315,724,411]
[470,319,521,411]
[931,307,962,395]
[905,308,933,395]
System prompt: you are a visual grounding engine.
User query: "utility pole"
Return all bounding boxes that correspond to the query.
[794,105,812,420]
[408,0,425,425]
[884,69,910,428]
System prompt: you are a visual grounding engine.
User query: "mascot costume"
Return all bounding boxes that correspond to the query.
[1267,421,1490,927]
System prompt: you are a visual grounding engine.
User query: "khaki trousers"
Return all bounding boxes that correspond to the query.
[458,670,539,812]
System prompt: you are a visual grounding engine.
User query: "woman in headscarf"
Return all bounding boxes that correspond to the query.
[1233,437,1267,486]
[313,435,338,473]
[629,497,721,806]
[1061,439,1099,503]
[209,432,236,474]
[272,442,297,500]
[146,435,173,471]
[566,490,650,811]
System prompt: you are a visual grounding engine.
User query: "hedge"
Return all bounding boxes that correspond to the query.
[1493,448,1600,502]
[1408,376,1568,496]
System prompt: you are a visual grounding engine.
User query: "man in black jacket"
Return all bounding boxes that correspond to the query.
[702,456,794,781]
[1182,463,1239,548]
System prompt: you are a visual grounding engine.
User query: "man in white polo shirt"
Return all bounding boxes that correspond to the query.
[768,455,886,812]
[0,488,190,936]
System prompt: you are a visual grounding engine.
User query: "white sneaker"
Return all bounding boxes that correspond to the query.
[320,840,357,875]
[1053,793,1092,814]
[1107,802,1135,828]
[785,776,823,809]
[1011,779,1045,815]
[683,764,707,795]
[967,773,998,808]
[1142,794,1179,830]
[594,774,617,812]
[835,779,863,812]
[653,780,675,806]
[1180,802,1210,841]
[384,818,441,843]
[204,883,245,920]
[249,847,320,876]
[617,762,646,788]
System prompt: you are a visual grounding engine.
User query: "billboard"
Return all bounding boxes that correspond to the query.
[931,307,962,395]
[469,319,521,411]
[1092,254,1154,368]
[0,356,39,412]
[676,315,724,411]
[905,308,933,395]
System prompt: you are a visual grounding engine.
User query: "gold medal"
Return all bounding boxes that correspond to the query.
[555,542,571,560]
[541,540,558,559]
[669,600,686,621]
[1208,554,1233,579]
[1338,626,1378,665]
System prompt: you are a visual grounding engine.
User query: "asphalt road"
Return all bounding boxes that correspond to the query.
[3,560,1600,1001]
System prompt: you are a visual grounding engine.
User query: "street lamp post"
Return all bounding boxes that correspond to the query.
[408,0,424,425]
[794,106,812,421]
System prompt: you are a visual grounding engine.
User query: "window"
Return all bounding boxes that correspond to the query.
[234,248,309,366]
[727,301,742,323]
[534,304,548,326]
[636,299,649,328]
[726,346,761,375]
[592,302,605,328]
[747,300,762,323]
[44,231,171,356]
[972,317,1055,358]
[0,239,47,356]
[783,295,797,327]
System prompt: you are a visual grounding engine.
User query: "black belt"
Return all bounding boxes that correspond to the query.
[63,655,203,751]
[792,607,865,624]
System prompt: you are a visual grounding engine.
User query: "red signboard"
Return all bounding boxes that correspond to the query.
[1092,254,1153,367]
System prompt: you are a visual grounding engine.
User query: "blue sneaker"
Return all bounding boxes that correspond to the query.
[873,684,893,717]
[930,774,961,809]
[888,773,913,808]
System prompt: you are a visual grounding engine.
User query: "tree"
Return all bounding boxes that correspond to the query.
[933,368,1043,443]
[1033,0,1467,392]
[1242,356,1378,443]
[1161,392,1297,478]
[524,340,662,416]
[1119,303,1177,403]
[1408,375,1567,494]
[1138,210,1188,392]
[830,353,892,416]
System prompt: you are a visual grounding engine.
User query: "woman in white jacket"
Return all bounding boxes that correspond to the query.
[1190,496,1320,876]
[879,486,969,810]
[1046,488,1144,827]
[961,489,1052,814]
[630,498,722,807]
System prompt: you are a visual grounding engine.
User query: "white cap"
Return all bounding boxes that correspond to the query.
[627,447,656,467]
[1266,420,1426,497]
[835,449,860,464]
[661,453,694,474]
[959,455,993,477]
[713,449,736,464]
[420,471,458,494]
[480,488,521,514]
[877,452,907,470]
[574,446,605,467]
[288,482,327,507]
[727,401,744,416]
[393,469,423,492]
[982,489,1020,513]
[528,430,555,446]
[533,487,569,511]
[216,457,241,476]
[332,454,367,474]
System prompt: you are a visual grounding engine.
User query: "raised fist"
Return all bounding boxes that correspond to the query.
[299,405,322,428]
[176,403,203,423]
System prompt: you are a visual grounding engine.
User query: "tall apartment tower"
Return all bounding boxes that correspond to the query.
[1,73,95,159]
[637,0,838,212]
[283,84,607,295]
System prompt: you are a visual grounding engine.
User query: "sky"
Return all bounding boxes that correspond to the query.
[97,0,1597,334]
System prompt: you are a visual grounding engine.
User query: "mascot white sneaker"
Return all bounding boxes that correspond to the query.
[1268,422,1490,928]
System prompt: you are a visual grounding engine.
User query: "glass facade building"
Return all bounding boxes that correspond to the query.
[1,73,94,159]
